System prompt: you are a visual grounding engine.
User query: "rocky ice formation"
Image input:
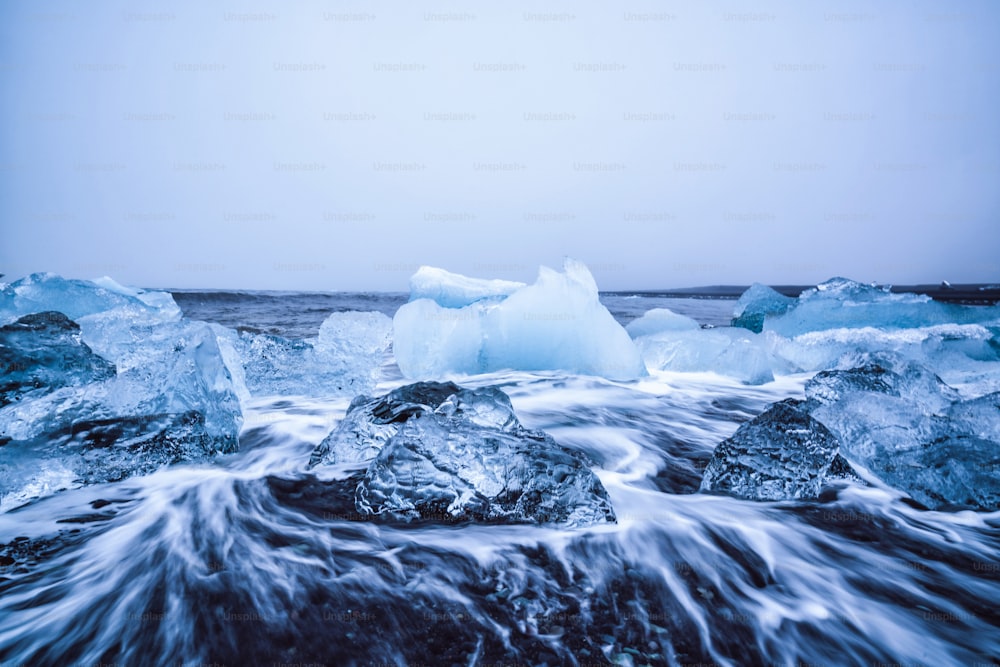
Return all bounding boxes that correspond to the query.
[310,381,616,527]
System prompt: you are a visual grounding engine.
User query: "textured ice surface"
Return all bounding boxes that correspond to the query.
[310,381,463,466]
[393,259,645,380]
[625,308,700,338]
[216,311,392,398]
[763,278,1000,336]
[805,363,1000,510]
[732,283,795,333]
[700,399,857,501]
[311,382,616,527]
[409,265,526,308]
[0,278,242,512]
[634,328,779,385]
[0,312,115,407]
[0,272,179,326]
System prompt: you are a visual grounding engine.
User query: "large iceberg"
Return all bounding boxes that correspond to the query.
[214,310,392,398]
[393,259,646,380]
[409,265,526,308]
[310,382,616,527]
[0,275,243,511]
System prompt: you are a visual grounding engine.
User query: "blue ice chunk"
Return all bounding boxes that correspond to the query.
[731,283,795,333]
[393,259,646,381]
[409,265,526,308]
[626,308,700,338]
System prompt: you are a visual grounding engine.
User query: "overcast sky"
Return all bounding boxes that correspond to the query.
[1,1,998,291]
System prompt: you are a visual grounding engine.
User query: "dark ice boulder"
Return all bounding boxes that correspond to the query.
[311,382,616,527]
[731,283,795,333]
[0,312,115,407]
[700,399,858,501]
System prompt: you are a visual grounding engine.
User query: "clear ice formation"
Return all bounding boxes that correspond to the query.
[757,278,1000,337]
[409,265,526,308]
[700,399,858,501]
[0,312,115,407]
[805,363,1000,511]
[214,310,392,398]
[393,259,646,381]
[702,360,1000,510]
[633,277,1000,385]
[0,275,242,512]
[310,382,616,527]
[625,308,700,338]
[731,283,795,333]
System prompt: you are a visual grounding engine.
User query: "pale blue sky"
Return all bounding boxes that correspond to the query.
[1,1,998,290]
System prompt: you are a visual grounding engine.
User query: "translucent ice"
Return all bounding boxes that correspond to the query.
[625,308,700,338]
[409,265,525,308]
[762,278,1000,336]
[731,283,795,333]
[393,259,646,381]
[634,328,779,385]
[311,382,616,527]
[700,399,858,501]
[216,311,392,398]
[0,272,179,326]
[0,276,243,511]
[804,363,1000,510]
[0,312,115,407]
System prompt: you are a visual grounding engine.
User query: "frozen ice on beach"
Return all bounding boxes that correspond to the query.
[731,283,795,333]
[625,308,700,338]
[312,381,616,527]
[409,265,526,308]
[0,272,179,326]
[634,327,779,385]
[393,259,646,381]
[805,362,1000,510]
[700,399,858,501]
[216,310,392,399]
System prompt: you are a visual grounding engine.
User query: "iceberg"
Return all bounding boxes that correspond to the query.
[731,283,795,333]
[760,278,1000,337]
[311,382,616,527]
[393,259,646,381]
[215,310,392,398]
[409,265,525,308]
[625,308,700,338]
[700,399,858,501]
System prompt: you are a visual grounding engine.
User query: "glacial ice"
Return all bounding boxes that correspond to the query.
[761,278,1000,337]
[0,276,243,511]
[409,265,526,308]
[731,283,795,333]
[804,363,1000,510]
[634,328,779,385]
[0,312,115,407]
[310,381,616,527]
[625,308,700,338]
[0,272,179,326]
[215,310,392,398]
[393,259,646,381]
[700,399,858,501]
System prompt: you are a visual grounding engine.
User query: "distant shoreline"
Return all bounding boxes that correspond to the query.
[605,284,1000,305]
